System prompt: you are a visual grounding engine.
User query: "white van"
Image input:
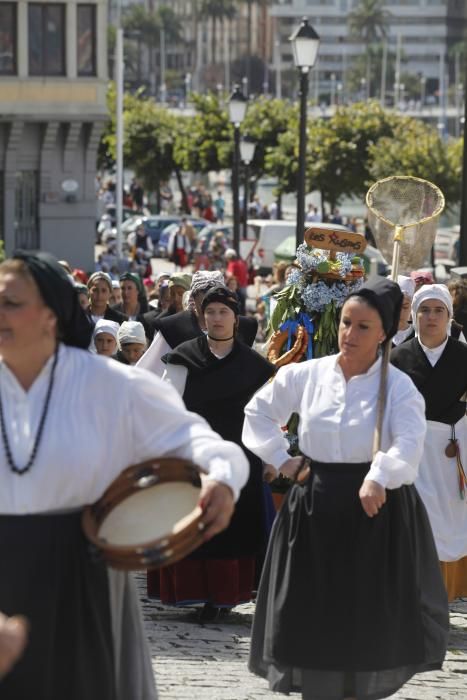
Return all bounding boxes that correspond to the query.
[247,219,298,274]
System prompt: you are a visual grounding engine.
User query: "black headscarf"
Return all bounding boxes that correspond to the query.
[13,250,93,349]
[201,286,240,316]
[346,276,403,341]
[119,271,149,313]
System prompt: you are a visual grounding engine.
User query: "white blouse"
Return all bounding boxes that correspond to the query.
[418,337,448,367]
[0,344,248,514]
[242,354,427,489]
[137,331,171,377]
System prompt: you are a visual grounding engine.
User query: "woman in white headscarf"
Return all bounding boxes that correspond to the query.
[117,321,147,365]
[392,283,467,600]
[91,319,119,357]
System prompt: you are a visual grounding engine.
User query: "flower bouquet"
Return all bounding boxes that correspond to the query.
[266,225,367,496]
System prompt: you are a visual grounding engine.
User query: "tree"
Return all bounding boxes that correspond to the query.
[101,86,189,212]
[306,101,401,215]
[349,0,391,98]
[242,96,295,182]
[238,0,270,94]
[199,0,236,65]
[173,92,233,174]
[368,120,462,209]
[348,0,390,44]
[120,4,182,94]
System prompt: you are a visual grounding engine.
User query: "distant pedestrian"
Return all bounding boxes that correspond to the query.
[214,191,225,223]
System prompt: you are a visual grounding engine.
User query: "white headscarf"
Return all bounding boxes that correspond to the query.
[190,270,224,297]
[188,271,225,310]
[397,275,415,299]
[90,319,119,354]
[117,321,147,349]
[411,283,453,335]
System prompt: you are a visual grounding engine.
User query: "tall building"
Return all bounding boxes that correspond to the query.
[0,0,108,269]
[111,0,273,95]
[272,0,467,99]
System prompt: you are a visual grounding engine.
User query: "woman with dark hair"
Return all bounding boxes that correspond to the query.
[86,272,127,325]
[0,251,249,699]
[243,278,448,700]
[149,286,275,621]
[111,272,149,322]
[137,271,258,376]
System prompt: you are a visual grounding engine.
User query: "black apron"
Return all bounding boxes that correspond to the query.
[0,511,116,700]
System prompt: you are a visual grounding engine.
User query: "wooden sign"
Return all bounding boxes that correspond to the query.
[304,225,367,254]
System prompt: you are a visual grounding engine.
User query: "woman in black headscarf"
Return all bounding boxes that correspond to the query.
[149,286,275,620]
[0,251,249,699]
[111,271,149,322]
[242,278,449,700]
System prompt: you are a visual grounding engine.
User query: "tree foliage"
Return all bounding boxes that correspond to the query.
[368,119,462,209]
[98,85,463,213]
[173,92,233,173]
[242,97,295,181]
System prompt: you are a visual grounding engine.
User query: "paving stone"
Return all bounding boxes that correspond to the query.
[135,574,467,699]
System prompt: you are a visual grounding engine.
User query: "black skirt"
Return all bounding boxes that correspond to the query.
[0,511,116,700]
[249,461,449,700]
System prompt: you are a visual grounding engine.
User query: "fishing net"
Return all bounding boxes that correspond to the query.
[366,175,445,277]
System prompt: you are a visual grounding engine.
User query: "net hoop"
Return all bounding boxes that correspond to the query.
[366,175,445,230]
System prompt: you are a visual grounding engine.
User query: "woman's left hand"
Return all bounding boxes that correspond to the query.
[359,479,386,517]
[199,480,235,542]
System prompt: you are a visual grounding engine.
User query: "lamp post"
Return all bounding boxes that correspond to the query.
[229,85,248,253]
[240,139,256,240]
[290,17,320,248]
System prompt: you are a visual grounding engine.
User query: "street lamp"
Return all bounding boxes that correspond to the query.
[330,72,336,108]
[420,75,426,109]
[290,17,320,248]
[240,139,256,239]
[229,84,248,253]
[360,77,367,101]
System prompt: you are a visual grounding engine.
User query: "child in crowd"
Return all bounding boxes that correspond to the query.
[117,321,147,365]
[92,319,119,357]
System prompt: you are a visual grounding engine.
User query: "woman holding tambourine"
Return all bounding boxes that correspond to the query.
[0,252,248,699]
[242,278,448,700]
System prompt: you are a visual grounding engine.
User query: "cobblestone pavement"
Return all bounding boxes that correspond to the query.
[136,574,467,700]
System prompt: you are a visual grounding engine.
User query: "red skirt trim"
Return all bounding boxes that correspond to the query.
[147,557,255,606]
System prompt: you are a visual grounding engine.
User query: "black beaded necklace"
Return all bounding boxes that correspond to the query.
[0,348,59,475]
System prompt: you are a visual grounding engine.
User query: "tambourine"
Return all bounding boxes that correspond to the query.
[82,458,205,571]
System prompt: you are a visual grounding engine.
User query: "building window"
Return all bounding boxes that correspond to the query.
[77,4,96,76]
[28,4,66,76]
[15,172,40,249]
[0,3,16,75]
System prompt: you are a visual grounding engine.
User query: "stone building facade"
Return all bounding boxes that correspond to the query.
[0,0,108,270]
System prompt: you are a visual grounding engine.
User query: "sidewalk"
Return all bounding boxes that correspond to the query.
[136,574,467,700]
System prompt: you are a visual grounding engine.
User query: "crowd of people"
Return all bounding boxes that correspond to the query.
[0,240,467,700]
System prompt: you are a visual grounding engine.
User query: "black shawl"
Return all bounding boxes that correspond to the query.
[391,336,467,424]
[164,335,275,558]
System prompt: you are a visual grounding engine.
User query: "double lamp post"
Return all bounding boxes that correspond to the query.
[289,18,320,249]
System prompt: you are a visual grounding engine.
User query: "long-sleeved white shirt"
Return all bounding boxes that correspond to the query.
[0,344,248,514]
[242,354,427,489]
[136,331,171,377]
